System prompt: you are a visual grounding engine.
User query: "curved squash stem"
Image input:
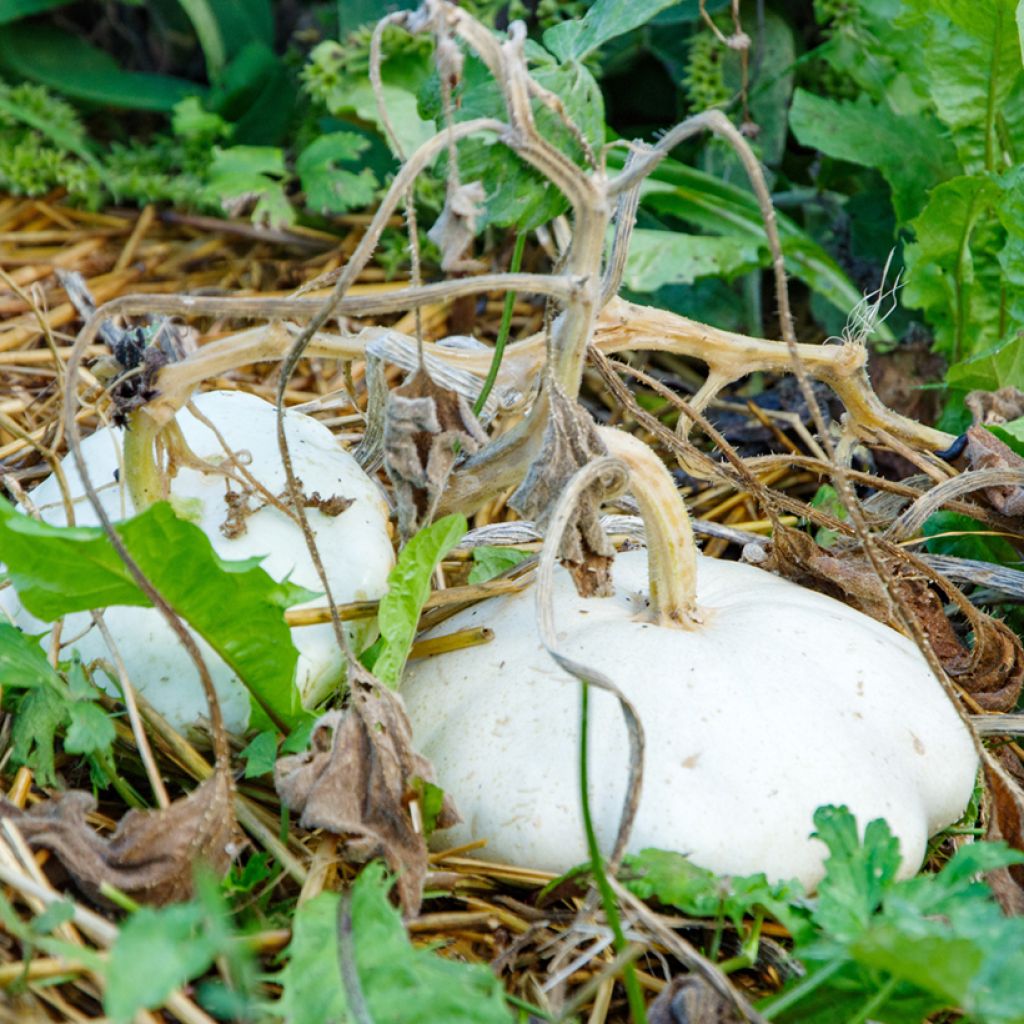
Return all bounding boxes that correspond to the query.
[598,427,701,627]
[122,409,167,513]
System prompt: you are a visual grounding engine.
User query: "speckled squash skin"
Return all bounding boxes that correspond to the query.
[402,549,978,888]
[2,390,394,735]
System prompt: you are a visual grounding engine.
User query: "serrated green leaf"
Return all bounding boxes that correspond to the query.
[811,806,902,943]
[0,622,63,689]
[789,89,958,221]
[0,498,314,728]
[277,863,513,1024]
[10,682,66,787]
[296,133,378,215]
[207,145,293,227]
[240,729,278,778]
[63,700,116,757]
[468,546,532,585]
[0,23,203,111]
[374,514,467,688]
[543,0,683,62]
[621,230,764,292]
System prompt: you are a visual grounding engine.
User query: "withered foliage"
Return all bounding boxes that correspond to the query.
[383,366,488,539]
[0,770,237,906]
[510,385,619,596]
[762,525,1024,712]
[966,386,1024,426]
[965,426,1024,517]
[275,671,458,916]
[982,748,1024,915]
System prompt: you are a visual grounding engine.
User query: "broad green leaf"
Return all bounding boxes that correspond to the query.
[0,23,203,111]
[277,863,513,1024]
[945,332,1024,391]
[904,0,1023,174]
[543,0,683,62]
[618,154,874,328]
[903,174,1005,362]
[0,622,63,689]
[789,89,958,221]
[621,230,764,292]
[210,42,296,147]
[296,133,378,215]
[923,510,1021,565]
[993,416,1024,454]
[1019,0,1024,63]
[468,546,532,585]
[177,0,226,76]
[0,498,314,728]
[0,0,73,23]
[374,514,467,688]
[63,700,116,757]
[205,0,273,57]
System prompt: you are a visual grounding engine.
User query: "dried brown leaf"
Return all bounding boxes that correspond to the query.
[0,770,237,906]
[764,525,1024,711]
[383,366,487,539]
[648,976,743,1024]
[966,386,1024,425]
[427,181,486,272]
[274,672,458,915]
[982,748,1024,915]
[510,385,620,596]
[965,426,1024,517]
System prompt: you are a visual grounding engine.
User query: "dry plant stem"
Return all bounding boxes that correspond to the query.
[536,455,644,875]
[89,612,170,809]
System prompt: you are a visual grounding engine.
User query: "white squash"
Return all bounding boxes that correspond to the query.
[401,430,979,888]
[1,390,394,735]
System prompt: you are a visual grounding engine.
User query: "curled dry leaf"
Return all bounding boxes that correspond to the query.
[427,181,487,272]
[763,526,1024,711]
[510,386,621,596]
[966,386,1024,426]
[965,426,1024,517]
[982,748,1024,915]
[647,975,743,1024]
[274,671,458,916]
[383,366,488,539]
[0,770,237,906]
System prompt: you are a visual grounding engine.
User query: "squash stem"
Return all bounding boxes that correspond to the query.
[599,427,700,627]
[122,410,167,513]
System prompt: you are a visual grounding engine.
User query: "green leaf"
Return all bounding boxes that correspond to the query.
[789,89,959,221]
[811,805,902,943]
[374,514,467,688]
[620,230,764,292]
[277,863,513,1024]
[0,623,63,689]
[467,546,532,585]
[0,23,203,111]
[0,498,314,728]
[543,0,684,62]
[206,145,293,227]
[63,700,116,757]
[0,0,73,24]
[240,729,278,778]
[904,0,1024,174]
[1019,0,1024,63]
[9,683,66,787]
[104,902,225,1023]
[923,510,1021,565]
[945,332,1024,391]
[296,133,378,215]
[619,153,876,329]
[903,174,1005,362]
[993,416,1024,454]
